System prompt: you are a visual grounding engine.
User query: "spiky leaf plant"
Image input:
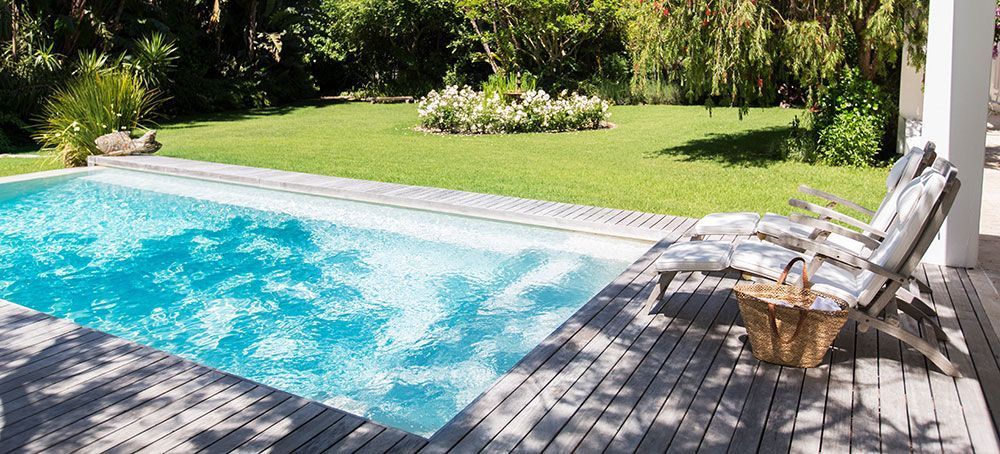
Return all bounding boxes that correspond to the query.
[33,70,164,166]
[125,33,179,88]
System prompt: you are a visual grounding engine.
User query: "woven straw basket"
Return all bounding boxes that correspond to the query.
[735,257,849,368]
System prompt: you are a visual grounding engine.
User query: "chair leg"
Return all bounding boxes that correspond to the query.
[896,287,938,319]
[646,271,676,314]
[849,310,961,377]
[915,277,934,296]
[896,301,949,341]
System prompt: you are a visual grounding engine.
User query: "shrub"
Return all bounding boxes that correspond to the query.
[418,85,610,134]
[811,68,894,166]
[33,70,164,166]
[816,111,882,166]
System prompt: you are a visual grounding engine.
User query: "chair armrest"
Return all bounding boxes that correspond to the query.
[766,233,908,285]
[798,185,876,217]
[786,213,882,251]
[788,199,888,240]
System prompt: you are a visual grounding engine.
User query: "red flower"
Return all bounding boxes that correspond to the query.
[757,78,763,89]
[662,7,669,15]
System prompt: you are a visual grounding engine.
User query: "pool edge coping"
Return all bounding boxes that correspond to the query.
[87,155,688,243]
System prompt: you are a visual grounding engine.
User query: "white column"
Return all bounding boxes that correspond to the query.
[921,0,994,267]
[897,46,924,154]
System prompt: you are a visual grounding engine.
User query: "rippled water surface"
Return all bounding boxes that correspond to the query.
[0,169,647,435]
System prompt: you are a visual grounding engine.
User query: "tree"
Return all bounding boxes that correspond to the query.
[622,0,928,109]
[457,0,621,84]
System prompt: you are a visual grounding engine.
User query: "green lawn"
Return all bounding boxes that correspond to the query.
[157,102,888,218]
[0,157,61,177]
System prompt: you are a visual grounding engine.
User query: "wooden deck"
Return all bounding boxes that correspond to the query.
[424,236,1000,453]
[0,301,427,453]
[0,155,997,452]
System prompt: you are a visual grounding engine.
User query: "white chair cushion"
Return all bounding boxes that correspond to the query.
[732,241,864,307]
[809,265,865,307]
[729,240,803,281]
[758,213,870,255]
[692,212,760,236]
[824,233,870,256]
[756,213,813,239]
[655,241,733,272]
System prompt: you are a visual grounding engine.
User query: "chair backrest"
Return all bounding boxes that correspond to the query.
[854,159,959,306]
[869,142,937,231]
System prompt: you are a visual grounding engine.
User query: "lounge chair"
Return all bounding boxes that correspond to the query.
[648,161,962,376]
[689,143,936,258]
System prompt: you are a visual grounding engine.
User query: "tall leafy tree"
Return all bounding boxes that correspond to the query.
[622,0,927,109]
[457,0,622,84]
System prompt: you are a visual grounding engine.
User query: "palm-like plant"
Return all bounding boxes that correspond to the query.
[124,33,179,88]
[32,42,63,72]
[74,49,117,77]
[33,70,164,166]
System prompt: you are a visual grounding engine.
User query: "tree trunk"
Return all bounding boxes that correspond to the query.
[246,0,257,59]
[9,1,18,59]
[210,0,223,55]
[468,18,499,74]
[857,45,876,80]
[63,0,88,55]
[106,0,127,51]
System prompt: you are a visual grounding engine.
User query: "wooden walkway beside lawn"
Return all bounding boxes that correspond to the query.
[0,155,995,452]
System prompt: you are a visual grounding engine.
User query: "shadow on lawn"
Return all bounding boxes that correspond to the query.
[162,98,337,130]
[648,126,792,167]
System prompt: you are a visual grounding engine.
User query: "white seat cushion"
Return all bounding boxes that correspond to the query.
[729,240,803,281]
[824,234,870,256]
[810,265,864,307]
[655,241,733,272]
[692,212,760,236]
[756,213,814,239]
[731,241,863,307]
[757,213,870,255]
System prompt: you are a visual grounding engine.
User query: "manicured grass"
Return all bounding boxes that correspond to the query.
[0,157,61,177]
[154,103,888,218]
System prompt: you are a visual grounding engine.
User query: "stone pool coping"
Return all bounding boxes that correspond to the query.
[86,155,695,243]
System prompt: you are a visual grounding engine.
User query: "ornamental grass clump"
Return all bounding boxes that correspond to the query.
[418,85,610,134]
[34,70,163,166]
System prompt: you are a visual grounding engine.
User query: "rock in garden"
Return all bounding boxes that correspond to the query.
[94,130,162,156]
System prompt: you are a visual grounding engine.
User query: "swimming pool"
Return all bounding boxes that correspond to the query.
[0,168,647,436]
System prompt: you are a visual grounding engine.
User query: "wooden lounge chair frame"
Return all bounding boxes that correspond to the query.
[648,162,962,376]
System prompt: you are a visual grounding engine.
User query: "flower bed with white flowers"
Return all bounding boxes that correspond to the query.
[417,86,611,134]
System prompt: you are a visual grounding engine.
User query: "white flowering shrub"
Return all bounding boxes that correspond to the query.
[417,85,610,134]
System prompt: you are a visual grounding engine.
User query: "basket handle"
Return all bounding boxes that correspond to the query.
[776,257,811,290]
[767,303,808,344]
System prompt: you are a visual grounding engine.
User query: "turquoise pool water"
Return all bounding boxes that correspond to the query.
[0,169,646,436]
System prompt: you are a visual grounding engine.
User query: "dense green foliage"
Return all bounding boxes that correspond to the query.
[34,70,164,166]
[155,103,888,216]
[812,69,893,166]
[621,0,926,109]
[1,0,929,166]
[778,69,894,166]
[1,0,323,146]
[314,0,468,95]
